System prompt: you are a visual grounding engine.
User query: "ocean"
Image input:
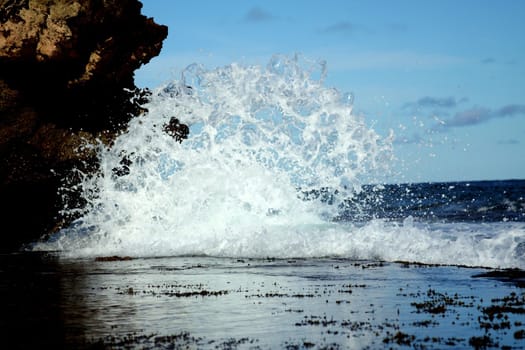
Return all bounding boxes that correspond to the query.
[30,55,524,269]
[2,56,524,348]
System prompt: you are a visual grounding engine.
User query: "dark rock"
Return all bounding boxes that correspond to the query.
[472,268,525,288]
[164,117,189,143]
[0,0,168,251]
[94,256,134,262]
[111,151,135,178]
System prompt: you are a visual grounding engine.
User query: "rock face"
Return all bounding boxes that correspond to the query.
[0,0,167,250]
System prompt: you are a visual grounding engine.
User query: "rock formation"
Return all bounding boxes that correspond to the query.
[0,0,168,250]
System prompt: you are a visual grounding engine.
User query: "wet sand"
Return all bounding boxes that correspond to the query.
[1,253,524,349]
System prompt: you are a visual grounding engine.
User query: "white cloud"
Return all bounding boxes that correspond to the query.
[244,7,275,22]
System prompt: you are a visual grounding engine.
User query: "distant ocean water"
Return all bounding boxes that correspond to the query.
[30,56,525,269]
[338,179,525,223]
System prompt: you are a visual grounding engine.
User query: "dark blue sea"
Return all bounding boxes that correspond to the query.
[339,179,525,223]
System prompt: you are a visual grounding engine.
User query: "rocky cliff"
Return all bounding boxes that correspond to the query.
[0,0,167,250]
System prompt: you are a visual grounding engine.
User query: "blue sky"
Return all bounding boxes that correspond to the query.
[136,0,525,183]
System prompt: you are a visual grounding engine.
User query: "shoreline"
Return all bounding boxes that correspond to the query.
[1,253,524,349]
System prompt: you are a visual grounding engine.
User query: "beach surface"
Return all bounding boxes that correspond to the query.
[1,253,524,349]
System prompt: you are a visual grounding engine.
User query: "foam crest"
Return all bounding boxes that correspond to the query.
[33,56,524,269]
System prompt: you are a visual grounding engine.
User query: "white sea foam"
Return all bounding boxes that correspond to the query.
[33,56,525,268]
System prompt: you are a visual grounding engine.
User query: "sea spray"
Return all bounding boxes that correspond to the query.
[33,56,525,268]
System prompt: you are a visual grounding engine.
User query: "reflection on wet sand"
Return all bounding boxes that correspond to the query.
[1,253,65,348]
[1,254,524,349]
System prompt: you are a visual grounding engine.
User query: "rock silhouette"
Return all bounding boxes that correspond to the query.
[0,0,168,250]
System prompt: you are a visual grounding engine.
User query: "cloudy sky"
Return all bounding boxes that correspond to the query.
[136,0,525,183]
